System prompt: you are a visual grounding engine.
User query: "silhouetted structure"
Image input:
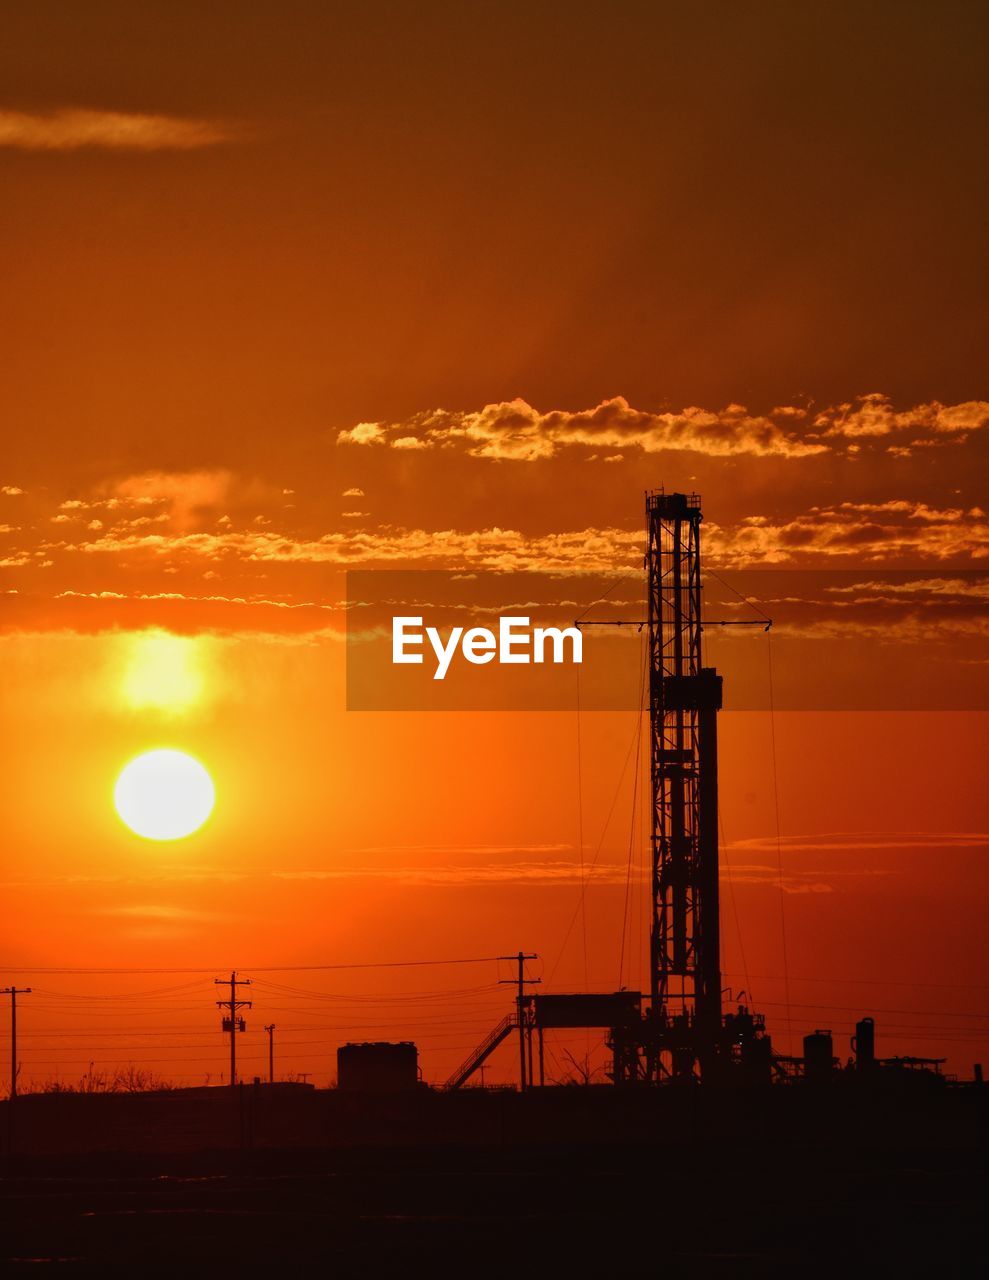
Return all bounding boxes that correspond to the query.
[337,1041,419,1092]
[2,986,31,1101]
[637,491,730,1079]
[445,1014,517,1091]
[447,493,774,1087]
[264,1023,276,1083]
[452,490,955,1093]
[215,972,252,1089]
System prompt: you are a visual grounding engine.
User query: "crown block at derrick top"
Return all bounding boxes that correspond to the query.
[647,490,703,518]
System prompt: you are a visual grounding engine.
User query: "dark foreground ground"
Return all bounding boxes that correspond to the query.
[2,1084,985,1273]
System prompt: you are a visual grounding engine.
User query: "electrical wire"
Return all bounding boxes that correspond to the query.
[548,700,646,985]
[719,805,753,1005]
[618,634,647,987]
[572,571,641,991]
[766,629,793,1052]
[575,656,589,990]
[722,970,989,992]
[702,566,773,625]
[0,956,506,975]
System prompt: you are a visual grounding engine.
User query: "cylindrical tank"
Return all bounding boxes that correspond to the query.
[852,1017,875,1070]
[337,1041,419,1092]
[803,1029,834,1082]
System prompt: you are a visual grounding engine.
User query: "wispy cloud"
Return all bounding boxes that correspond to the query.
[50,502,987,572]
[0,108,237,151]
[336,394,989,461]
[721,831,989,894]
[62,524,647,572]
[338,397,826,460]
[819,394,989,440]
[826,577,989,601]
[728,831,989,853]
[100,903,221,923]
[273,861,633,887]
[345,842,574,856]
[114,469,234,529]
[3,833,981,892]
[706,501,988,565]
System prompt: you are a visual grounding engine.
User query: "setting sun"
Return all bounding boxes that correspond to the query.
[113,749,215,841]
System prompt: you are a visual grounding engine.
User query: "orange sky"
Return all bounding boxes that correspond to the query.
[1,2,987,1087]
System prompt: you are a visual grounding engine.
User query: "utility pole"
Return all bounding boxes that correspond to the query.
[499,953,539,1090]
[215,972,252,1090]
[264,1024,275,1083]
[1,987,31,1100]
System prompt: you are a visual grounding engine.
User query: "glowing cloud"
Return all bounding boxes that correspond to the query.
[337,395,989,460]
[114,469,234,529]
[337,397,826,459]
[0,108,237,151]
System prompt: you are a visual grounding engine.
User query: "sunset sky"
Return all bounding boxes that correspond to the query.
[1,2,987,1086]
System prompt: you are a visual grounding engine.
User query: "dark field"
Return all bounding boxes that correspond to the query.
[2,1085,985,1273]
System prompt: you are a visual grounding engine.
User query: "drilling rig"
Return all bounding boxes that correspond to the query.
[574,490,774,1085]
[448,489,956,1090]
[450,490,775,1090]
[622,490,772,1083]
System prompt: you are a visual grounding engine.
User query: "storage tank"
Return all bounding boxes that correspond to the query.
[337,1041,419,1092]
[853,1017,876,1071]
[803,1030,834,1082]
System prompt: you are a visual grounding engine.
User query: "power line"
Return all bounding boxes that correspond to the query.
[752,998,989,1020]
[766,631,793,1053]
[575,657,589,990]
[723,970,989,992]
[0,956,506,975]
[702,566,773,625]
[549,702,644,985]
[619,635,647,988]
[25,981,211,1000]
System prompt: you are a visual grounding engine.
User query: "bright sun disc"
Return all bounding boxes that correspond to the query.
[114,749,215,841]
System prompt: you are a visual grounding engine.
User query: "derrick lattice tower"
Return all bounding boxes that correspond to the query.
[644,491,723,1079]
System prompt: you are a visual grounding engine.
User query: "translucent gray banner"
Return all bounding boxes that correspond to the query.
[345,570,989,711]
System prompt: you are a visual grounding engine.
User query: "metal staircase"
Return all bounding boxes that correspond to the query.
[444,1012,517,1090]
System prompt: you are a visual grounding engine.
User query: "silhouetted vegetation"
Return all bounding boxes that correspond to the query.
[32,1066,175,1095]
